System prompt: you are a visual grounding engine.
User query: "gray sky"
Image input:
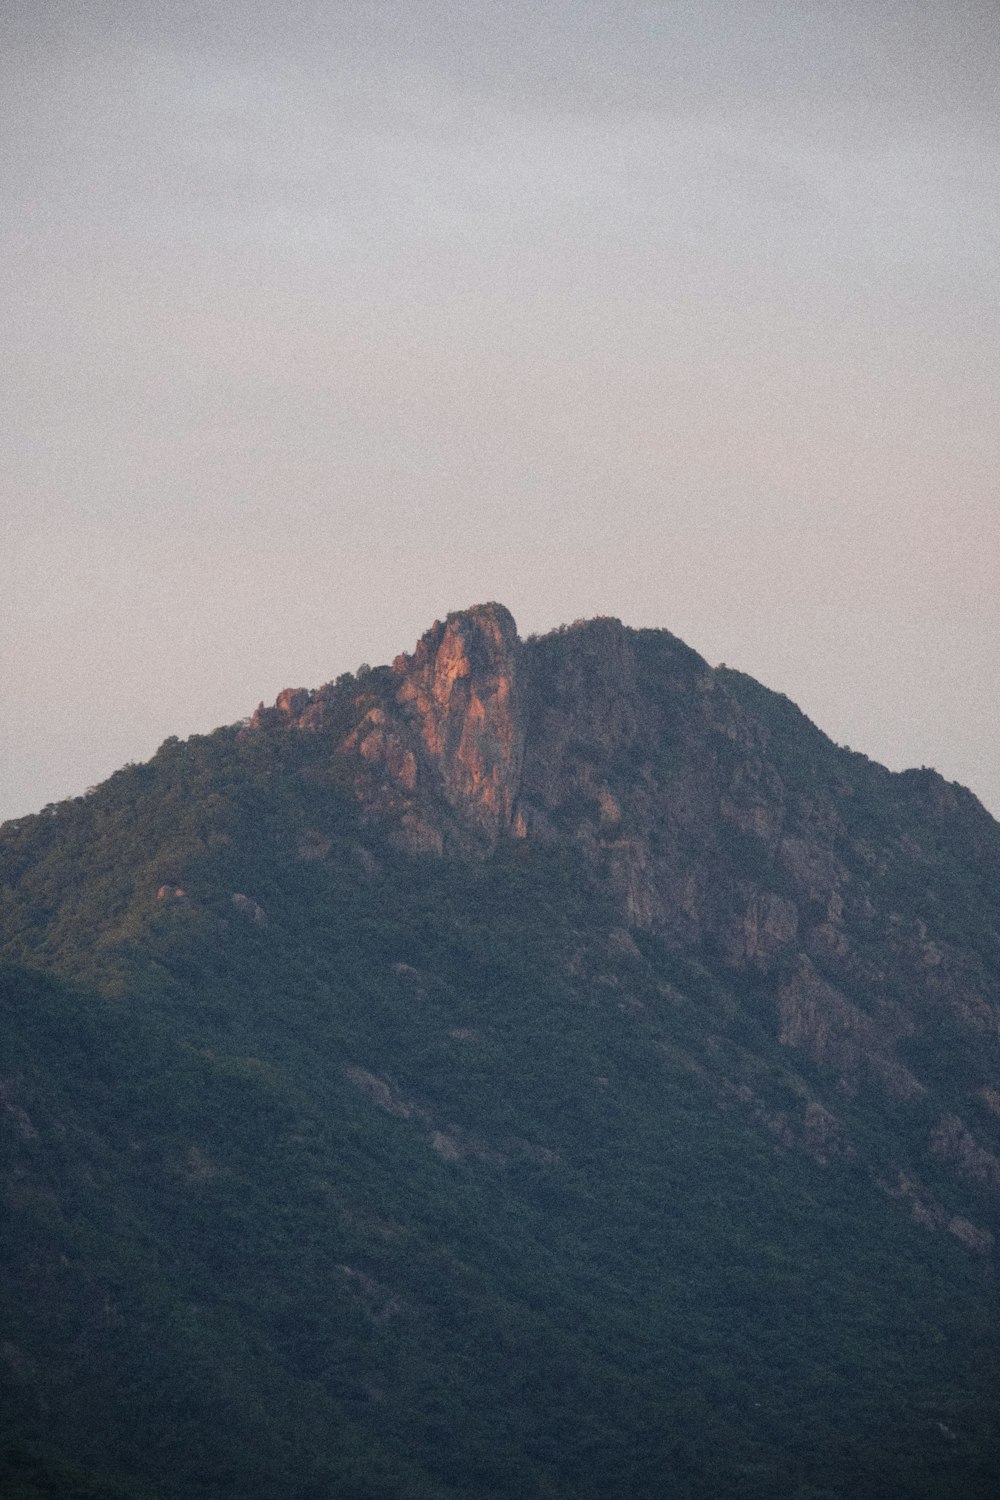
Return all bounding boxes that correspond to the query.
[4,1,999,821]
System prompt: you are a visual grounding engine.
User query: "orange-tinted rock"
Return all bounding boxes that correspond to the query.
[394,603,524,842]
[250,688,311,730]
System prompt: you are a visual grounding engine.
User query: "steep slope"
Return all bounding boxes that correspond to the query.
[2,605,999,1500]
[248,605,1000,1214]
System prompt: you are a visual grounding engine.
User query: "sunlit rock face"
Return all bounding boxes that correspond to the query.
[392,602,525,844]
[248,603,524,853]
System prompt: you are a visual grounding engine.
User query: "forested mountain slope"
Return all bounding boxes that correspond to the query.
[2,606,999,1499]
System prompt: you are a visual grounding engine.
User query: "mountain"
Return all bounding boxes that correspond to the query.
[2,604,999,1500]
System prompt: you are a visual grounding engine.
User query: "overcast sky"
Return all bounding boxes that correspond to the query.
[3,1,999,822]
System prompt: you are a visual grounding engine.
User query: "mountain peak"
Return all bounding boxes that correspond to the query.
[388,601,524,846]
[392,601,519,673]
[247,606,1000,970]
[3,605,1000,1499]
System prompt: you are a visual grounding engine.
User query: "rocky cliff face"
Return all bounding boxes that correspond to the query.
[249,603,1000,1253]
[254,605,1000,983]
[253,603,524,854]
[392,602,524,845]
[252,603,998,1003]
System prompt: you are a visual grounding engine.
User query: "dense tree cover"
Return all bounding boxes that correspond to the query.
[1,713,999,1499]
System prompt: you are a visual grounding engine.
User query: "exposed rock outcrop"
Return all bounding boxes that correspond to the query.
[251,602,1000,1152]
[881,1172,996,1258]
[231,892,268,927]
[392,602,524,842]
[777,955,923,1100]
[930,1114,1000,1193]
[250,601,1000,999]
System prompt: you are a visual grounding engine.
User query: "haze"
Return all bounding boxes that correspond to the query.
[3,1,999,822]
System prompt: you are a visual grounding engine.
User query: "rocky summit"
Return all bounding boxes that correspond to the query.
[253,604,1000,1146]
[2,605,999,1500]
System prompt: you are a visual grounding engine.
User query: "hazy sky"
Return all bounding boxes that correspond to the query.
[4,1,999,822]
